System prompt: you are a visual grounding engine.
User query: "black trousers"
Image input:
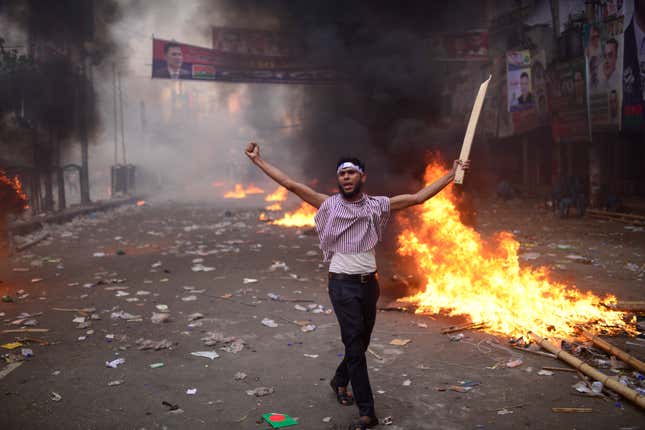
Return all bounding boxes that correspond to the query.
[328,276,380,417]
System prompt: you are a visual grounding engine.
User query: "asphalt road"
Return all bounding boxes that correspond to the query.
[0,200,643,429]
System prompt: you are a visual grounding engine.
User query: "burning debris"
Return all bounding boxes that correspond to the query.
[223,183,264,199]
[397,161,633,340]
[271,202,316,228]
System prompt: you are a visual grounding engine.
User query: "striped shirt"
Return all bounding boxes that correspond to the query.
[314,193,390,262]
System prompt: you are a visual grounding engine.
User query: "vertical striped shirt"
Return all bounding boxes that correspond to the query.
[314,193,390,261]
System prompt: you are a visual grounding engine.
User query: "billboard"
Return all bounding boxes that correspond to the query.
[583,18,624,131]
[547,58,590,142]
[622,1,645,131]
[151,38,339,84]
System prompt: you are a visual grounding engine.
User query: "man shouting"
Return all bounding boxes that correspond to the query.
[245,143,469,430]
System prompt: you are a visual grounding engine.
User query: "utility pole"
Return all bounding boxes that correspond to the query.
[113,62,118,165]
[78,0,94,205]
[118,68,126,165]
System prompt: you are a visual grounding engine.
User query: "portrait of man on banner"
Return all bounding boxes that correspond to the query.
[622,0,645,130]
[507,50,534,112]
[152,41,192,80]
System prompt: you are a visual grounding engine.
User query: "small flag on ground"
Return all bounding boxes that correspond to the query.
[262,412,297,428]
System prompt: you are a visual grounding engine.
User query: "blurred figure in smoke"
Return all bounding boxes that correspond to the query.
[154,42,191,79]
[245,142,468,430]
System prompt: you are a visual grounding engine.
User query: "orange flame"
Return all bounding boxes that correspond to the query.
[223,184,265,199]
[397,161,630,340]
[1,171,28,212]
[272,202,316,228]
[265,186,288,202]
[136,200,146,206]
[265,202,282,211]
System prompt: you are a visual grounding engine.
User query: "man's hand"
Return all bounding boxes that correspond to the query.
[245,142,260,161]
[451,159,470,174]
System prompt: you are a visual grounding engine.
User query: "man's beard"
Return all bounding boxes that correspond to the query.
[338,181,363,198]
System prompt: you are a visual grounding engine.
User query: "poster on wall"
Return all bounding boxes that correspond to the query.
[622,0,645,131]
[547,58,590,142]
[506,50,534,112]
[583,18,624,130]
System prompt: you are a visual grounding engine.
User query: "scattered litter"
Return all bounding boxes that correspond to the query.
[263,412,297,428]
[303,354,319,358]
[111,311,142,321]
[243,278,258,284]
[268,293,281,300]
[537,370,554,376]
[497,408,514,415]
[591,381,604,394]
[108,380,124,387]
[151,313,170,324]
[234,372,247,380]
[382,416,393,425]
[300,324,316,333]
[322,417,331,423]
[181,295,197,302]
[191,264,215,272]
[1,342,23,350]
[506,359,523,368]
[155,304,169,312]
[246,387,274,397]
[186,388,197,395]
[115,291,130,297]
[191,351,220,360]
[21,348,33,358]
[0,362,23,380]
[519,252,541,260]
[269,261,289,272]
[50,392,62,402]
[294,304,307,312]
[105,358,126,368]
[187,313,204,322]
[72,317,86,324]
[450,333,465,342]
[149,362,165,369]
[136,339,173,350]
[262,318,278,328]
[402,379,412,386]
[390,338,411,346]
[93,252,105,257]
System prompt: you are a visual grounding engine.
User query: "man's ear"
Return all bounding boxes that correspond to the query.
[361,173,367,184]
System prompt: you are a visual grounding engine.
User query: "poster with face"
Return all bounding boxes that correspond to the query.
[583,18,624,130]
[506,50,534,112]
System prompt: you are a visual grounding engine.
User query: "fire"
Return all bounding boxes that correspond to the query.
[265,186,288,202]
[0,171,28,213]
[265,202,282,211]
[272,202,316,228]
[136,200,146,206]
[397,161,630,340]
[223,184,265,199]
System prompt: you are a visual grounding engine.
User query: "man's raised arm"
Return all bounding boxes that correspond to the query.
[389,159,470,211]
[245,142,328,209]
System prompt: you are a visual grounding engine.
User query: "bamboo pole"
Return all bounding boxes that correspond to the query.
[529,332,645,410]
[579,328,645,373]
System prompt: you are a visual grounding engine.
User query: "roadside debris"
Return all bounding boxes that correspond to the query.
[105,358,125,368]
[262,318,278,328]
[246,387,274,397]
[50,392,62,402]
[151,312,170,324]
[263,412,297,428]
[191,351,220,360]
[136,339,173,350]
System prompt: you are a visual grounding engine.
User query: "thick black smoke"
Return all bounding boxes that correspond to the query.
[195,0,486,194]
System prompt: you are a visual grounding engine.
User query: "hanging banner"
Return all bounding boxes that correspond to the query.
[622,1,645,131]
[506,50,534,112]
[547,58,590,141]
[211,27,303,59]
[151,38,338,84]
[583,18,624,131]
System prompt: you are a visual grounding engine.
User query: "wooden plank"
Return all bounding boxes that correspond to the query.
[1,328,50,334]
[454,75,491,185]
[552,407,593,413]
[0,362,23,380]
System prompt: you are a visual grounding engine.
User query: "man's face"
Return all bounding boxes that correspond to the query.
[520,76,530,96]
[165,47,183,70]
[603,42,617,78]
[337,168,365,198]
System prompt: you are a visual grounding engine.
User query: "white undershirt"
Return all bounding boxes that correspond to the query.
[329,249,377,274]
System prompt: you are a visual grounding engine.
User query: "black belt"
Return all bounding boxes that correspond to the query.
[328,272,378,284]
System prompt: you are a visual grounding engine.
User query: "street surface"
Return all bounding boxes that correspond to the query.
[0,199,643,429]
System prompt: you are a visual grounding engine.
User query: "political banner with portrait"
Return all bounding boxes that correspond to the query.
[211,27,304,59]
[506,50,534,112]
[621,0,645,132]
[583,18,624,131]
[151,38,339,84]
[547,58,590,142]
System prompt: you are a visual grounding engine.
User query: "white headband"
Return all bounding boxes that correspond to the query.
[336,162,363,175]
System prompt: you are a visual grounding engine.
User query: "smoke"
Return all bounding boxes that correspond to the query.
[184,0,487,195]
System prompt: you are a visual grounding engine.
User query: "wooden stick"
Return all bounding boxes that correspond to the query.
[603,301,645,313]
[512,346,557,359]
[441,321,488,334]
[454,75,492,184]
[552,407,593,413]
[367,348,384,361]
[578,327,645,373]
[541,366,577,373]
[14,231,50,252]
[1,328,50,334]
[529,332,645,409]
